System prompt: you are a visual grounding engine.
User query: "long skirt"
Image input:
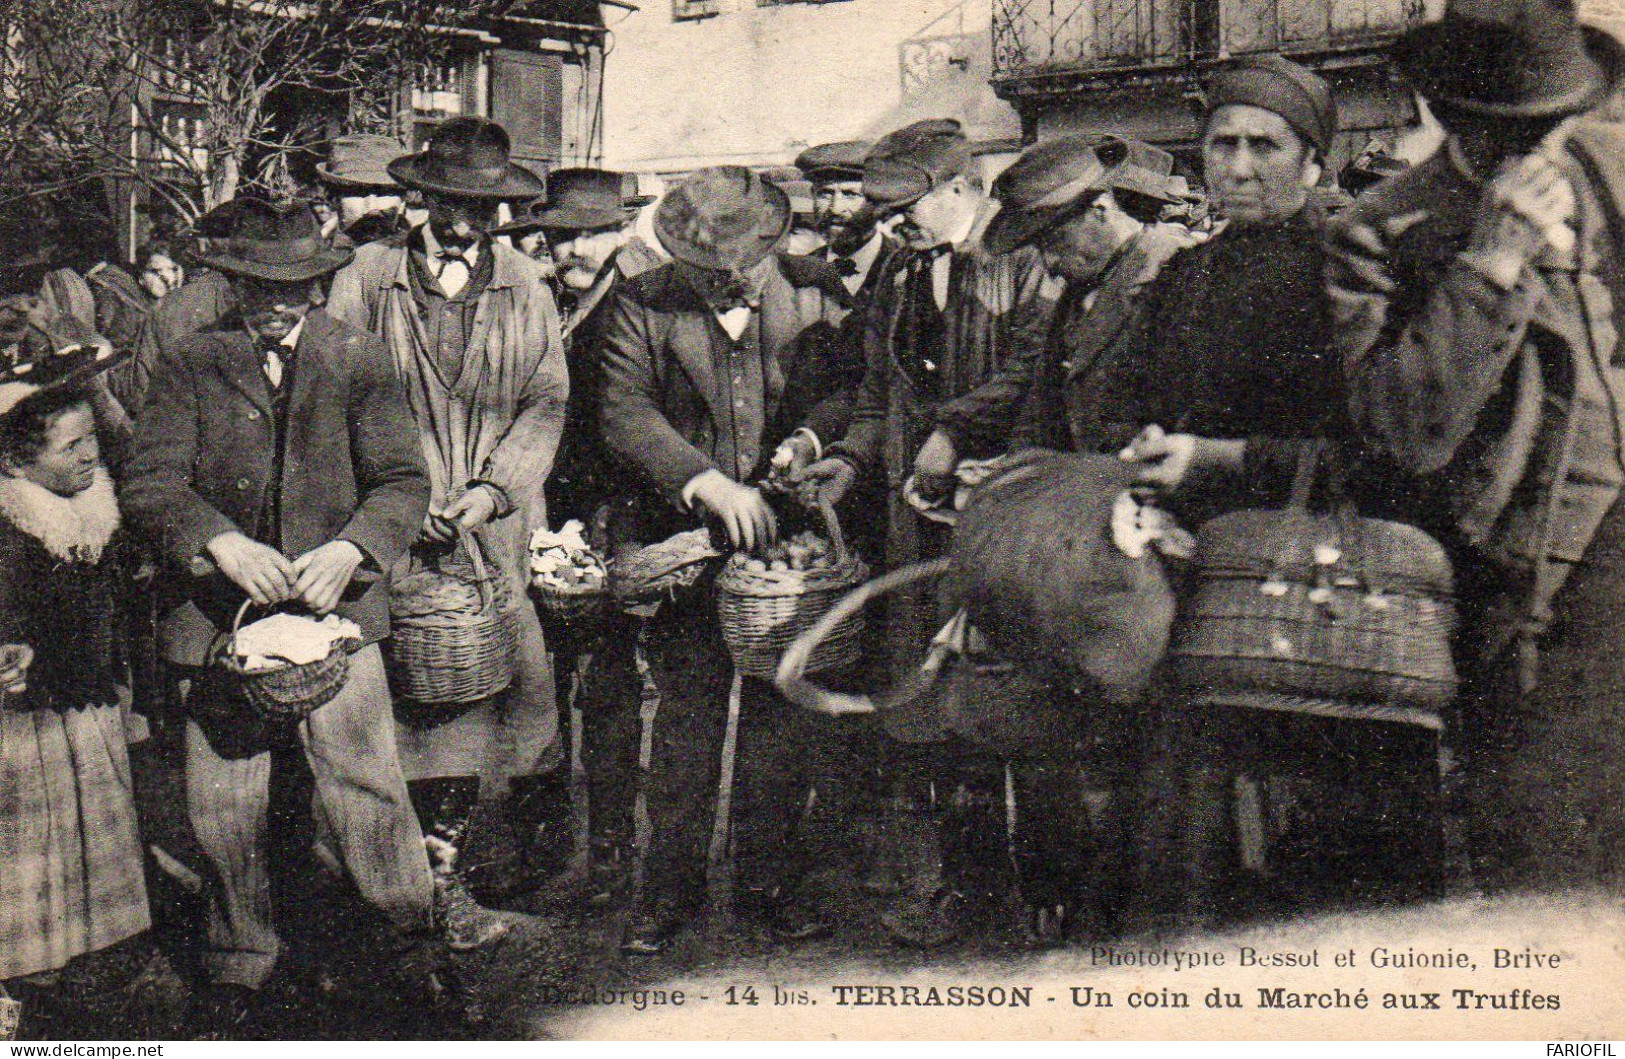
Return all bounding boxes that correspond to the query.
[0,703,150,980]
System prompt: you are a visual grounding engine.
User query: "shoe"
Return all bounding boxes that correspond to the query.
[746,885,833,943]
[880,888,965,948]
[190,983,255,1040]
[1026,902,1069,948]
[430,836,511,952]
[618,905,686,956]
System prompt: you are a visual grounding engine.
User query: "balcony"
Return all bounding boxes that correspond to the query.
[992,0,1425,87]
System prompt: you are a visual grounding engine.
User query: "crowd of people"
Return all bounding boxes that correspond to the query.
[2,0,1624,1038]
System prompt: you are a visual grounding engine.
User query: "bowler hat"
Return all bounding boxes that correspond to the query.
[1206,54,1337,156]
[316,134,408,191]
[985,135,1182,255]
[494,168,652,235]
[1393,0,1619,118]
[795,140,871,184]
[388,117,548,201]
[653,167,791,272]
[197,199,353,283]
[864,119,977,212]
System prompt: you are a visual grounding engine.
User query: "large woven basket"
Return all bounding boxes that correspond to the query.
[218,601,359,724]
[389,533,518,706]
[1169,444,1458,710]
[716,500,868,679]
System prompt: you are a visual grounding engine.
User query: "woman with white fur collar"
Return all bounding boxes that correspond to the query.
[0,373,150,996]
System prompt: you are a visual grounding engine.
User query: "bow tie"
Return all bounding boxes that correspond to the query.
[437,245,474,264]
[832,256,860,278]
[916,244,952,266]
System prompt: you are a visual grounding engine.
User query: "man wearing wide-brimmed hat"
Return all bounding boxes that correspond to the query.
[325,117,571,929]
[316,133,410,249]
[492,166,656,898]
[121,199,434,1027]
[596,165,866,953]
[1329,0,1625,888]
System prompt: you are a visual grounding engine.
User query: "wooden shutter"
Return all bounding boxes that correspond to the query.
[491,49,563,167]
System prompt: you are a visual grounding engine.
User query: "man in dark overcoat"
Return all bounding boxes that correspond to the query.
[1328,0,1625,889]
[596,167,866,953]
[120,201,433,1025]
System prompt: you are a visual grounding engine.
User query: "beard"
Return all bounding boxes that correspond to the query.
[822,219,873,257]
[556,259,603,291]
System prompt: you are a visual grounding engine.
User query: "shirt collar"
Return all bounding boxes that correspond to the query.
[281,314,306,351]
[831,231,884,274]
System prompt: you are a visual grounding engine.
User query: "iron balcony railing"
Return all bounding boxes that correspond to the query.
[993,0,1425,79]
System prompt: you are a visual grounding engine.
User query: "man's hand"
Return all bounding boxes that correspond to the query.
[1468,151,1577,285]
[1120,424,1244,491]
[688,469,778,552]
[0,643,34,696]
[797,457,860,508]
[912,428,959,502]
[770,433,818,479]
[206,531,296,606]
[291,540,364,615]
[442,486,500,534]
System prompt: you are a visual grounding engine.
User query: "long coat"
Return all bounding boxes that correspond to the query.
[326,233,569,781]
[825,203,1057,729]
[121,309,430,667]
[126,269,234,418]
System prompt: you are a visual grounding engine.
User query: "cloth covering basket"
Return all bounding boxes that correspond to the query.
[716,499,868,679]
[388,531,517,706]
[1169,443,1458,711]
[217,601,360,724]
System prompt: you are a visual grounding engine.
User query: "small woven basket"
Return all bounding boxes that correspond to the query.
[218,601,359,724]
[715,500,868,679]
[389,533,518,707]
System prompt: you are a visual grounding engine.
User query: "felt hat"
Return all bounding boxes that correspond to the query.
[387,117,548,201]
[197,199,353,283]
[1205,54,1338,156]
[653,166,791,272]
[864,119,977,213]
[316,134,408,191]
[0,317,130,418]
[1393,0,1618,118]
[494,168,651,235]
[794,140,872,184]
[985,134,1182,254]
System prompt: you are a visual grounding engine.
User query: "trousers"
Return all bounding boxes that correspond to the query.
[183,644,433,988]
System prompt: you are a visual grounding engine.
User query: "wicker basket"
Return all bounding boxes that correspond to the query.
[218,601,359,724]
[609,527,723,611]
[389,533,518,706]
[1169,444,1458,710]
[716,500,868,679]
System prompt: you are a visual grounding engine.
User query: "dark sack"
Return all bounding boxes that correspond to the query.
[946,450,1176,706]
[1169,444,1457,710]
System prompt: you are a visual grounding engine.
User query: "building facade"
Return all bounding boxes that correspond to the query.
[599,0,1023,177]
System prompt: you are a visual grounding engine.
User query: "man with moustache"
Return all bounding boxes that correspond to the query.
[492,168,655,896]
[326,118,570,938]
[120,200,433,1028]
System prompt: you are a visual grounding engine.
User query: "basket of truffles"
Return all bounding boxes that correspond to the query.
[529,520,611,628]
[715,499,868,679]
[218,603,364,722]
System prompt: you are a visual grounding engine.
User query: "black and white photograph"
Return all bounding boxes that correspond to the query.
[1,0,1624,1042]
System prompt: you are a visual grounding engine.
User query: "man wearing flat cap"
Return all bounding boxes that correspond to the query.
[796,117,1058,944]
[1329,0,1625,888]
[980,133,1193,939]
[317,133,410,250]
[596,166,869,953]
[121,200,434,1025]
[326,117,570,938]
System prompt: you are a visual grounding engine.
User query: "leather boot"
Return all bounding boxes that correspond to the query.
[876,774,963,948]
[509,770,575,882]
[408,778,510,952]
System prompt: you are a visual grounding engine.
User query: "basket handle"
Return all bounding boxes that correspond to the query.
[459,529,497,612]
[815,496,849,563]
[775,558,951,717]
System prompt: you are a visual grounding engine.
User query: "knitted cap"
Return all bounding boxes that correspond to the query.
[1206,54,1337,156]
